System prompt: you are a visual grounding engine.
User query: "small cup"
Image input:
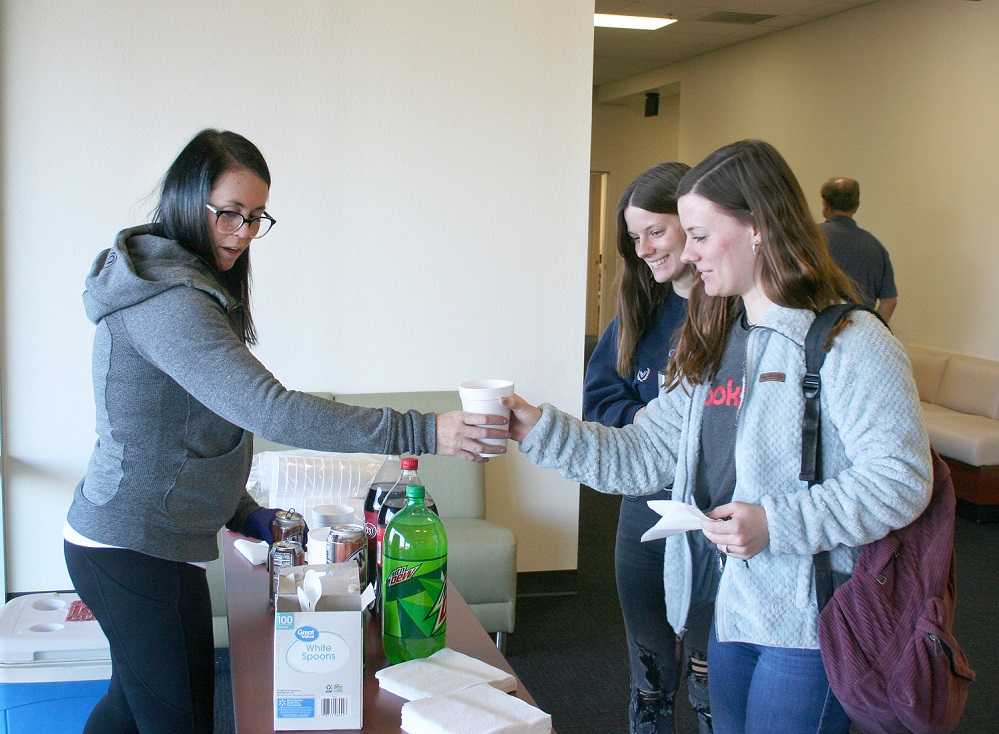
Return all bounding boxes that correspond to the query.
[458,379,514,457]
[311,503,355,528]
[306,527,331,565]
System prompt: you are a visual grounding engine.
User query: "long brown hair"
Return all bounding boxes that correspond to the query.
[614,161,692,376]
[665,140,858,388]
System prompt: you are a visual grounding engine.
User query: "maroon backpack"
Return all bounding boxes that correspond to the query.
[802,304,976,734]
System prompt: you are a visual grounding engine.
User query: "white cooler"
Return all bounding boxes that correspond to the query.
[0,593,111,734]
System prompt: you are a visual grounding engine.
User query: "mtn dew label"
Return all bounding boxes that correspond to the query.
[380,484,448,664]
[381,554,447,660]
[381,552,447,663]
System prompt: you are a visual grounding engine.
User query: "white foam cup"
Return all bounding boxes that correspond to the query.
[306,527,331,564]
[458,379,514,457]
[311,503,355,528]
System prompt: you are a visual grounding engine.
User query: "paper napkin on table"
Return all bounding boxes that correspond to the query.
[640,500,710,542]
[376,648,517,701]
[401,682,551,734]
[233,538,269,565]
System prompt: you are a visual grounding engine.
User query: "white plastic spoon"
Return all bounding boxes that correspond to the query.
[296,585,313,612]
[303,569,322,611]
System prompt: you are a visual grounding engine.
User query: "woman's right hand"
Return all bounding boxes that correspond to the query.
[500,394,542,442]
[435,411,510,462]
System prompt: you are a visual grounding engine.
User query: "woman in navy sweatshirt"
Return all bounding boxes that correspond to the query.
[583,162,711,734]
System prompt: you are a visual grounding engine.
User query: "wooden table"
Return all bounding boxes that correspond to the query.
[222,531,546,733]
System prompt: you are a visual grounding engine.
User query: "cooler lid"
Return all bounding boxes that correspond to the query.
[0,593,111,664]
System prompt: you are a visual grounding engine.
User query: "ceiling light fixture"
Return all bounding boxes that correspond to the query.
[594,14,676,31]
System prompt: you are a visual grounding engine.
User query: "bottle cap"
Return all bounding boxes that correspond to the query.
[405,484,425,499]
[401,458,419,470]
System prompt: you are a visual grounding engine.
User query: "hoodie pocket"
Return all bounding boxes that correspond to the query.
[164,432,250,532]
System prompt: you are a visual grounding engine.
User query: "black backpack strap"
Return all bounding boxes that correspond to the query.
[802,303,889,611]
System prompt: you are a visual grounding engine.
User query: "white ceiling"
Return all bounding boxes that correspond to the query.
[593,0,881,86]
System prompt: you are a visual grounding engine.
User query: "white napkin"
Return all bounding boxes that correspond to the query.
[233,538,269,565]
[401,683,551,734]
[376,648,517,701]
[640,500,710,541]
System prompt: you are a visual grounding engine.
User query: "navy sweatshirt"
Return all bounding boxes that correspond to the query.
[583,289,688,428]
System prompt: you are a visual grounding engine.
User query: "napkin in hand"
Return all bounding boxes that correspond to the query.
[233,538,269,565]
[401,682,551,734]
[376,648,516,701]
[640,500,709,542]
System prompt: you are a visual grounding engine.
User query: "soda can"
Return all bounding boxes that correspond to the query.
[271,508,306,546]
[326,524,367,587]
[269,540,304,605]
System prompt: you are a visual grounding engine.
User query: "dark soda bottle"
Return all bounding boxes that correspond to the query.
[373,458,437,614]
[381,484,447,663]
[364,454,401,587]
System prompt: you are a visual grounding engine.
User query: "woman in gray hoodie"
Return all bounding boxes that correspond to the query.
[64,129,506,734]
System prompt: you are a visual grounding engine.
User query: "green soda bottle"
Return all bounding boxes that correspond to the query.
[381,484,447,663]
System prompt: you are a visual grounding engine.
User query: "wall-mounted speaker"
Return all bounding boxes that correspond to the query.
[645,92,660,117]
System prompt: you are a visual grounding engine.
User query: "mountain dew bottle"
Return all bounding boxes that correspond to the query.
[381,484,447,663]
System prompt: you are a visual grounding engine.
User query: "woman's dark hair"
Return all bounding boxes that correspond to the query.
[614,161,692,376]
[665,139,858,388]
[154,129,270,345]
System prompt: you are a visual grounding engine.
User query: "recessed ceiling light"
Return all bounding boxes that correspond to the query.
[594,14,676,31]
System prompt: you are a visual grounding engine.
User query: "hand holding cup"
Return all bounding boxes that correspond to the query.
[458,380,516,458]
[436,409,510,463]
[499,394,542,442]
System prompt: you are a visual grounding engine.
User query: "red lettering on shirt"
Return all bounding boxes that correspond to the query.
[705,379,741,407]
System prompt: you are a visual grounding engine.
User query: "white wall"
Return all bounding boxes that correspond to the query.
[597,0,999,360]
[0,0,594,592]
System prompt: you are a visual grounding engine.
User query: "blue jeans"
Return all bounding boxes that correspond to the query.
[707,620,850,734]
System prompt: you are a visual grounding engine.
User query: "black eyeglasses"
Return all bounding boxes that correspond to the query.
[206,204,276,239]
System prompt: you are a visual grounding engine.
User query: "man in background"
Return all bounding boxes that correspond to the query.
[819,177,898,321]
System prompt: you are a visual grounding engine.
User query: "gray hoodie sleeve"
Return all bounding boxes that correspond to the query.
[120,284,436,455]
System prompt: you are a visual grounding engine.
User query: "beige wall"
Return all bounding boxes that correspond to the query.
[590,92,681,332]
[0,0,595,592]
[4,0,996,593]
[597,0,999,359]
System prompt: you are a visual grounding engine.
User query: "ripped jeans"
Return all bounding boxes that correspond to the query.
[616,492,713,734]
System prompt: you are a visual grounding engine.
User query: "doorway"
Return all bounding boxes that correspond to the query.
[585,171,609,363]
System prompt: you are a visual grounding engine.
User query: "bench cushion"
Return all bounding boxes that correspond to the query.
[906,344,951,405]
[935,354,999,420]
[335,391,485,519]
[922,406,999,466]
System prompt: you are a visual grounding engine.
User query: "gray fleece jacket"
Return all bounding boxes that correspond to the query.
[522,305,932,649]
[68,225,436,562]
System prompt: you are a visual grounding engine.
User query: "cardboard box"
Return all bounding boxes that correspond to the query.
[0,593,111,734]
[273,566,373,731]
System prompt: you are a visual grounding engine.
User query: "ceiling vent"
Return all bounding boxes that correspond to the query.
[698,11,777,25]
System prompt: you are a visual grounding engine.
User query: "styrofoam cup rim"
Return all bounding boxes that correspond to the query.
[458,379,514,400]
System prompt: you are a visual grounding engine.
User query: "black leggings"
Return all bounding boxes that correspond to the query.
[64,542,215,734]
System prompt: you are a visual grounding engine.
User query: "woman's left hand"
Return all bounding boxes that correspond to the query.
[700,501,770,560]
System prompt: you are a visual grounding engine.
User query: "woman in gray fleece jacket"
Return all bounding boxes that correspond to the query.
[64,129,506,734]
[503,141,931,734]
